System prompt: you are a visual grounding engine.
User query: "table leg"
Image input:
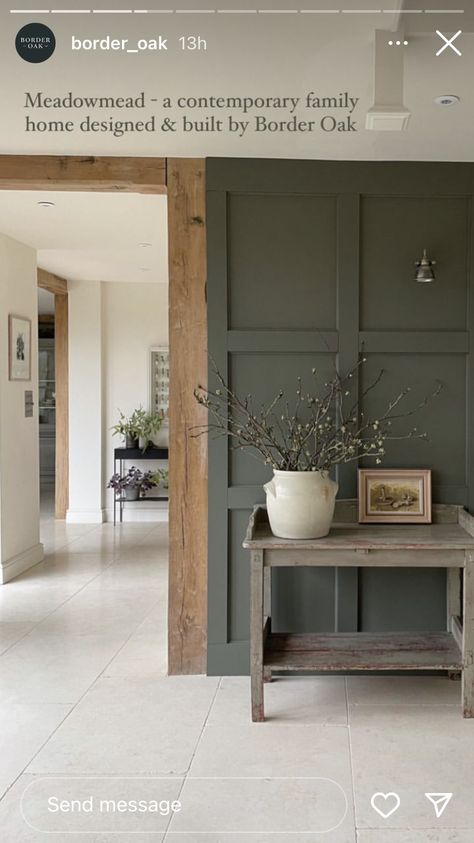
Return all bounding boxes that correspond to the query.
[462,554,474,718]
[447,567,461,629]
[114,455,117,526]
[263,566,272,683]
[447,567,462,680]
[250,550,265,722]
[120,459,123,524]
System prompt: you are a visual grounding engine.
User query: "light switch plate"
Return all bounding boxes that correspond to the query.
[25,390,34,418]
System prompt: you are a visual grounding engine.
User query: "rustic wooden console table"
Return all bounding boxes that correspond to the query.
[243,502,474,722]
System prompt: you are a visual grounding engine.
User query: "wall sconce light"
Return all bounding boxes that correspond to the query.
[414,249,436,283]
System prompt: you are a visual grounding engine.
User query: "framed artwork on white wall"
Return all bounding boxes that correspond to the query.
[8,314,31,381]
[150,346,169,423]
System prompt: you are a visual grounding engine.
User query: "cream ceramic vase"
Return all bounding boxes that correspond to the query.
[264,470,338,539]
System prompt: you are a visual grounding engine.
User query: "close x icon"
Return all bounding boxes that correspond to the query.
[436,30,462,56]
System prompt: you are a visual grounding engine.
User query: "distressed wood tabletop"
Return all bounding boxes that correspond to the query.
[243,503,474,552]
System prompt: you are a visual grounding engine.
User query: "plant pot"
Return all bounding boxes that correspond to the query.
[264,470,338,539]
[139,436,150,452]
[124,486,140,501]
[125,434,139,449]
[154,425,169,448]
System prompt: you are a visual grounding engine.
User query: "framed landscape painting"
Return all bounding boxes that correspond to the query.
[8,314,31,381]
[358,469,432,524]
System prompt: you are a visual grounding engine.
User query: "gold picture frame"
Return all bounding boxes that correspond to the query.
[358,469,432,524]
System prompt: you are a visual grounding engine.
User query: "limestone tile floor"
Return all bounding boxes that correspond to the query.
[0,501,473,841]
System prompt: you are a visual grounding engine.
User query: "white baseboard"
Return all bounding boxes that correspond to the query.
[1,543,44,584]
[66,509,106,524]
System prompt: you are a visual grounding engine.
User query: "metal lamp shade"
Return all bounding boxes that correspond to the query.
[414,249,436,283]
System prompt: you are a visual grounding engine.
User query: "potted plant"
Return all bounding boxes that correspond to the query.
[159,469,169,489]
[148,469,169,490]
[107,466,157,502]
[132,407,164,452]
[194,361,440,540]
[111,411,139,449]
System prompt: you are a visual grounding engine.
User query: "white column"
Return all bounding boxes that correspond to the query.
[366,30,411,131]
[0,234,43,583]
[67,280,105,523]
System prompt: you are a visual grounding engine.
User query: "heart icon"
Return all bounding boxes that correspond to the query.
[370,792,401,819]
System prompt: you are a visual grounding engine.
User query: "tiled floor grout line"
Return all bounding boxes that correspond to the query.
[0,573,110,658]
[41,522,103,555]
[0,590,165,804]
[0,525,166,667]
[345,677,359,840]
[42,517,161,556]
[0,541,134,659]
[162,676,223,841]
[0,624,42,659]
[0,505,170,813]
[102,595,168,678]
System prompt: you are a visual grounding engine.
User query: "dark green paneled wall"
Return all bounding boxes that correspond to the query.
[207,159,474,675]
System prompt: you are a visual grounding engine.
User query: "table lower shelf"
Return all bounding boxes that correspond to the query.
[264,631,462,672]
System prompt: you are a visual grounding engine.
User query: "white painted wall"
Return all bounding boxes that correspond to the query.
[67,280,169,523]
[103,282,169,522]
[67,280,104,523]
[0,234,43,583]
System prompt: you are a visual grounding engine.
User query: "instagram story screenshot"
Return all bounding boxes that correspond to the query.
[0,0,473,841]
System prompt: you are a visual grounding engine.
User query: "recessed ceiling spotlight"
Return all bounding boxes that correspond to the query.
[139,242,152,247]
[140,267,151,272]
[37,201,56,208]
[434,94,460,106]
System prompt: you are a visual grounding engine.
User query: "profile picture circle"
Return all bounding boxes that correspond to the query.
[16,23,56,63]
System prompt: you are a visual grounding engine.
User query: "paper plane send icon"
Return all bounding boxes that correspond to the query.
[425,793,453,818]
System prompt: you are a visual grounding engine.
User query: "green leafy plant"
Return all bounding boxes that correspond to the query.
[111,410,139,441]
[149,469,169,488]
[132,407,164,452]
[111,407,163,451]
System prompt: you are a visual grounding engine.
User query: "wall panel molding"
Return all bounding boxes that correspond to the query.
[207,190,230,652]
[207,160,474,196]
[467,196,474,514]
[359,332,469,353]
[228,331,338,353]
[207,159,474,674]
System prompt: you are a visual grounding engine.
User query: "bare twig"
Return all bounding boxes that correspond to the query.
[193,360,442,472]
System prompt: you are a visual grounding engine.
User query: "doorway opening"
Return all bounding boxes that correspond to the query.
[0,155,207,676]
[38,288,55,517]
[0,189,170,532]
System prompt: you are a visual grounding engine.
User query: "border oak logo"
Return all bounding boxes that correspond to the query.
[16,23,56,63]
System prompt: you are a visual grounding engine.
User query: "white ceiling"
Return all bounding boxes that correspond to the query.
[0,192,168,284]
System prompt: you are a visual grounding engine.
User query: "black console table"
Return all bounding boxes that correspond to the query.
[113,446,169,525]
